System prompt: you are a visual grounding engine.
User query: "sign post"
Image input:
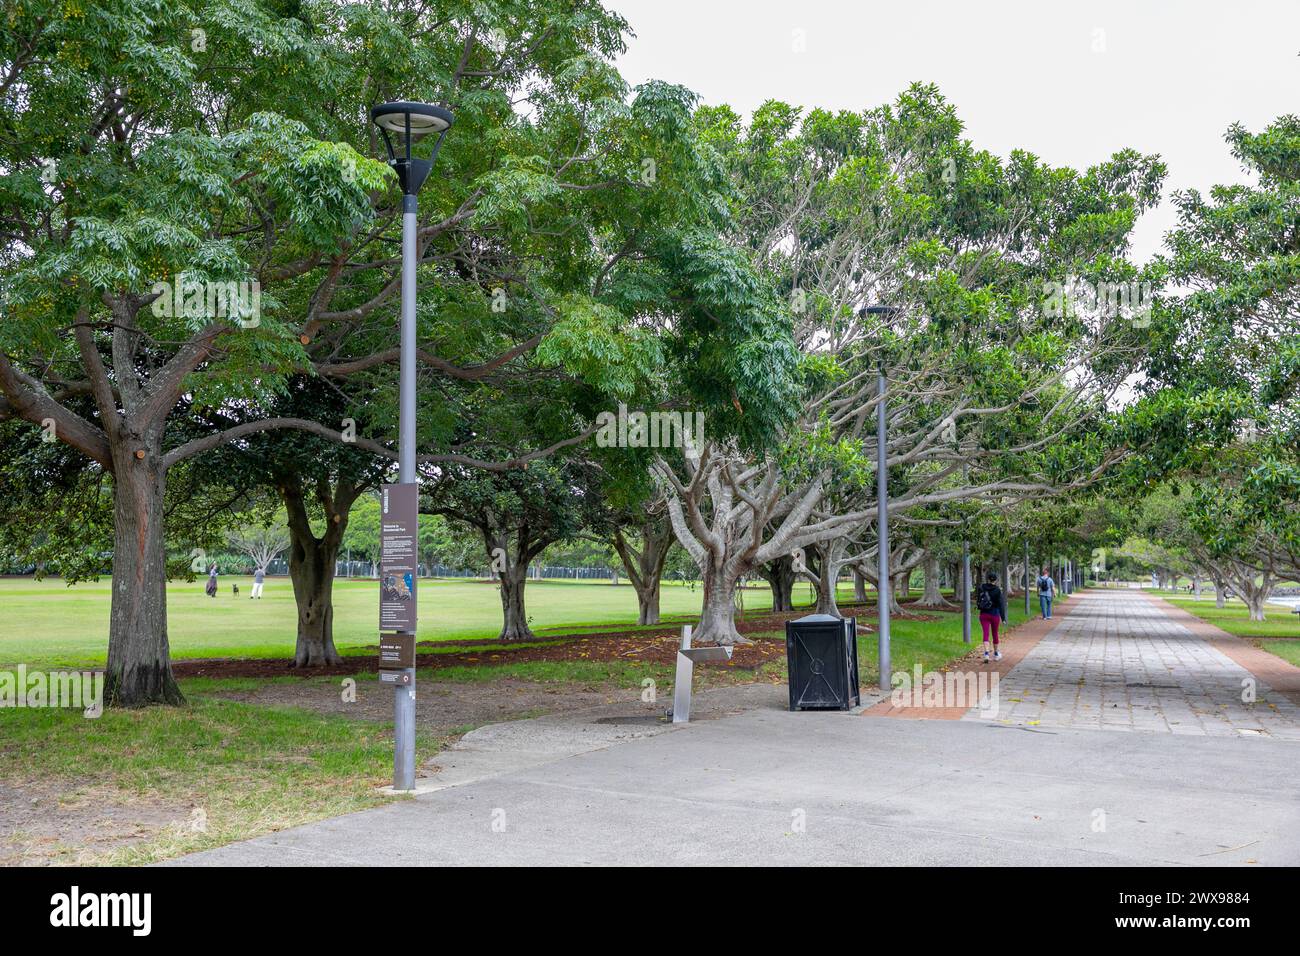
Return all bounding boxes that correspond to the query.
[380,482,418,789]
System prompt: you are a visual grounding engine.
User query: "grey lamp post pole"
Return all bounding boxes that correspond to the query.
[371,101,453,792]
[1023,540,1031,616]
[961,539,971,644]
[876,365,891,686]
[862,306,900,691]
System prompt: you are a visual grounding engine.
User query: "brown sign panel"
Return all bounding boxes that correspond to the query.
[379,483,418,633]
[378,632,416,670]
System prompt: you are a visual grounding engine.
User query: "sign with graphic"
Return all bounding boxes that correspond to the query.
[379,483,418,633]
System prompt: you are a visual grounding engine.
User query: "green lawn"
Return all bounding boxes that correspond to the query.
[0,575,766,667]
[0,578,1044,864]
[0,575,1038,672]
[1161,595,1300,640]
[0,677,448,864]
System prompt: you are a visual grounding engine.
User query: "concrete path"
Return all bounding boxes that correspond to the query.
[168,590,1300,866]
[169,706,1300,866]
[969,590,1300,738]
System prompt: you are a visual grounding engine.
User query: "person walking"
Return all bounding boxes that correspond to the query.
[1036,566,1055,619]
[205,563,218,598]
[250,566,265,599]
[976,571,1007,663]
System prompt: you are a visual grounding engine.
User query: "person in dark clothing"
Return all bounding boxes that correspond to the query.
[205,563,218,598]
[976,571,1008,662]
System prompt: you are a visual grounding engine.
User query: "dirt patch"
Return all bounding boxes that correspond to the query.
[0,779,193,866]
[173,625,790,681]
[206,676,663,736]
[171,602,943,681]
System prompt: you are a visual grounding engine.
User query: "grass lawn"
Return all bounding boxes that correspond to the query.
[1161,594,1300,668]
[0,574,763,668]
[0,675,452,865]
[0,576,1046,864]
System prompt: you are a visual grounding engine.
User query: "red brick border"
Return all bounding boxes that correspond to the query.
[1141,592,1300,708]
[862,592,1081,720]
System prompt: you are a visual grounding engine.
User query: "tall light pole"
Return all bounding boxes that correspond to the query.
[371,101,453,791]
[961,538,971,644]
[863,305,899,690]
[1023,540,1031,616]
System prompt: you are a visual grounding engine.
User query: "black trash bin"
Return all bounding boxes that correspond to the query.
[785,613,860,711]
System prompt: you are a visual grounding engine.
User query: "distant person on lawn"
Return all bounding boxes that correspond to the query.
[976,571,1007,663]
[205,563,218,598]
[250,566,266,599]
[1037,567,1056,619]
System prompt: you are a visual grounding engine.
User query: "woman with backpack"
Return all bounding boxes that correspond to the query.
[976,571,1007,663]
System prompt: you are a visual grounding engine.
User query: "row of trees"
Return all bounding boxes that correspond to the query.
[2,2,1291,704]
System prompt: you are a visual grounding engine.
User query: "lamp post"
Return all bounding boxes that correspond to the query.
[371,101,453,791]
[862,305,900,689]
[1023,540,1031,616]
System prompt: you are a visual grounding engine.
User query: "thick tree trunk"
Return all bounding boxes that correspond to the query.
[105,448,183,706]
[761,555,797,613]
[919,552,952,607]
[612,519,671,626]
[813,544,842,617]
[282,477,353,667]
[694,560,744,645]
[852,568,867,603]
[286,534,343,666]
[637,583,661,626]
[1238,578,1271,622]
[498,562,537,640]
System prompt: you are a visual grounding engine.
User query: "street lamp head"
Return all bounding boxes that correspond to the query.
[370,101,454,197]
[371,102,453,137]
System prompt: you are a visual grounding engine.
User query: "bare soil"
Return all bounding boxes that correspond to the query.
[170,601,940,680]
[0,779,192,866]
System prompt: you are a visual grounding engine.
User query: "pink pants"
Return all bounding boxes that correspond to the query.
[979,613,1001,645]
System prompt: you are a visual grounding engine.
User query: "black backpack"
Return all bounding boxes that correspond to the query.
[976,584,997,613]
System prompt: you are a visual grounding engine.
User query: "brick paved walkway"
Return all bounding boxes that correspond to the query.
[966,589,1300,739]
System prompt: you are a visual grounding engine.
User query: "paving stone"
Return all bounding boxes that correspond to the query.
[964,590,1300,737]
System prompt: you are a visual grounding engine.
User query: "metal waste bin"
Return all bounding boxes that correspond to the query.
[785,613,860,710]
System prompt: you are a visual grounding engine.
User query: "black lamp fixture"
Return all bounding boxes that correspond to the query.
[370,101,454,196]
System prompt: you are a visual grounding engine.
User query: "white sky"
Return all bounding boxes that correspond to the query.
[607,0,1300,263]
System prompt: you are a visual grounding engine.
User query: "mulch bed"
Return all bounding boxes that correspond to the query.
[169,601,940,681]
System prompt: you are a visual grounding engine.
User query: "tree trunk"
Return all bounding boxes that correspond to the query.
[286,534,343,666]
[637,582,661,626]
[282,477,353,667]
[852,568,867,603]
[761,555,797,613]
[498,560,537,640]
[919,552,952,607]
[813,544,842,617]
[694,559,744,645]
[612,519,671,627]
[105,448,183,706]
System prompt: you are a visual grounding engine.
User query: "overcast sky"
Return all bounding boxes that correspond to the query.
[606,0,1300,263]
